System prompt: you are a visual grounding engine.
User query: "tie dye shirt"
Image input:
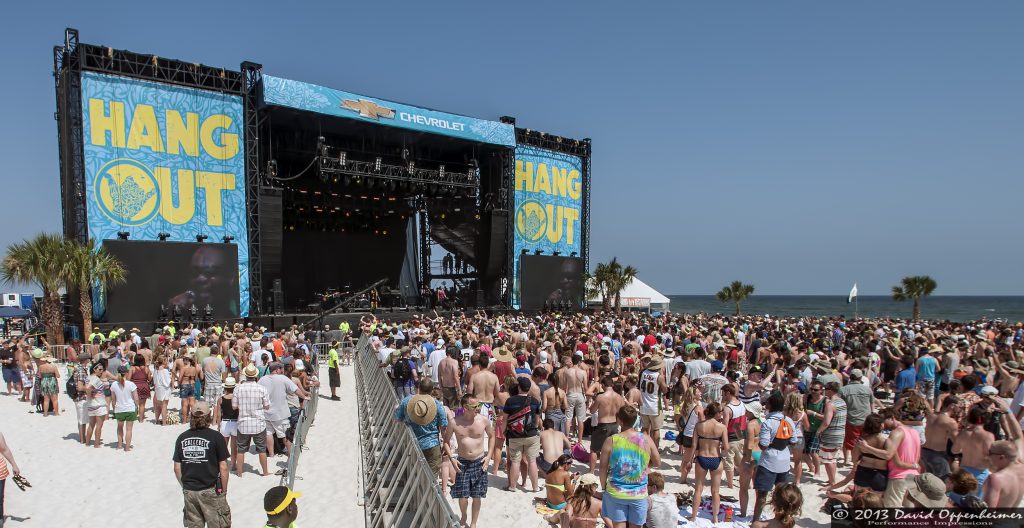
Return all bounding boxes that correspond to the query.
[606,432,650,500]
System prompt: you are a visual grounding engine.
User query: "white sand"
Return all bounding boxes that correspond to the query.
[445,424,842,528]
[0,364,363,528]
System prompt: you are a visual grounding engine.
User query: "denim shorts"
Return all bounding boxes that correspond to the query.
[601,493,649,525]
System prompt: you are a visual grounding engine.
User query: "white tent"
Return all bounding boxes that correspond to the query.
[588,276,671,312]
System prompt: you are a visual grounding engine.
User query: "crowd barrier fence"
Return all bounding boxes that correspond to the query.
[354,334,461,528]
[280,356,321,488]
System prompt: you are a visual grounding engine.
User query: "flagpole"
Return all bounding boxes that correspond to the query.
[855,296,858,321]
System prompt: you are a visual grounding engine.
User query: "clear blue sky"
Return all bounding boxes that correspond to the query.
[1,2,1022,296]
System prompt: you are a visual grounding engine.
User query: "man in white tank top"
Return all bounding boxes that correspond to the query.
[639,355,668,451]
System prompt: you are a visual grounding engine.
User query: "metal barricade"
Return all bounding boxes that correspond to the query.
[354,334,461,528]
[46,345,73,363]
[311,343,330,369]
[280,375,320,488]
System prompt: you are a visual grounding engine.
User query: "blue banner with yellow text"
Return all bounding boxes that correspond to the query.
[261,75,515,147]
[81,72,248,317]
[512,146,583,308]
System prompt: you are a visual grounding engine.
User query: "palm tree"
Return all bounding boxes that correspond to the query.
[591,262,614,311]
[2,234,72,345]
[66,239,127,339]
[716,280,755,315]
[611,263,638,313]
[891,275,937,321]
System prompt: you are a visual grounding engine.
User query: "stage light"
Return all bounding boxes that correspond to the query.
[521,249,528,255]
[222,236,235,243]
[570,251,577,257]
[158,233,171,241]
[117,231,130,240]
[375,157,382,171]
[196,234,208,243]
[553,251,561,256]
[534,250,542,255]
[439,165,445,178]
[339,151,346,166]
[268,160,278,179]
[408,161,415,174]
[402,148,409,161]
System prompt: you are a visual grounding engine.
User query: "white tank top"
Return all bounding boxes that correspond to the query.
[639,369,661,415]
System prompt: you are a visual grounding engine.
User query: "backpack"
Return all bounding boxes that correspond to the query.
[768,415,794,450]
[393,358,413,382]
[66,377,79,399]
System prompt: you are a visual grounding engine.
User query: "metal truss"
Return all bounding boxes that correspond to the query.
[318,157,479,192]
[242,62,264,315]
[54,29,87,244]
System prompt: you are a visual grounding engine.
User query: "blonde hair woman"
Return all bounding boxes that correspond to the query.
[784,392,809,483]
[676,385,704,485]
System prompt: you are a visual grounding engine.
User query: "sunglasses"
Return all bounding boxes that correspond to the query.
[810,388,822,392]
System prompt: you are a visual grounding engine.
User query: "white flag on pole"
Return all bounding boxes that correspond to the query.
[848,283,858,303]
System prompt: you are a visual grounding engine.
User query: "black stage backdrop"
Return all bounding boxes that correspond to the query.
[280,218,407,308]
[519,255,584,310]
[102,240,241,321]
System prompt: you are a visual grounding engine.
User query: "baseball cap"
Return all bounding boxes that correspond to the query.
[980,386,998,396]
[191,401,212,417]
[711,360,724,372]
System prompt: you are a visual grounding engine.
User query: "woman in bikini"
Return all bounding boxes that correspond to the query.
[676,385,704,485]
[739,402,763,518]
[691,401,729,524]
[544,454,575,511]
[178,356,199,420]
[37,355,61,417]
[784,392,809,484]
[560,473,610,528]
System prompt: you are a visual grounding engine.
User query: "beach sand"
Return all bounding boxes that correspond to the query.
[0,365,363,528]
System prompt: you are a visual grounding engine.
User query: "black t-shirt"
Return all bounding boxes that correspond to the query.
[503,394,541,439]
[0,346,15,368]
[172,427,229,491]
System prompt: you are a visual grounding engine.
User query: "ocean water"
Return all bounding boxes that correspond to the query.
[665,295,1024,323]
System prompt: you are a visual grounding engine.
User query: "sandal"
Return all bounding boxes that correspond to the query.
[12,474,32,491]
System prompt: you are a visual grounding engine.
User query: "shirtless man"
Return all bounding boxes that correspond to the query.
[438,348,462,409]
[444,395,494,528]
[921,396,959,479]
[983,440,1024,507]
[542,376,569,435]
[557,355,588,439]
[467,355,499,426]
[537,417,571,474]
[588,376,625,473]
[952,406,995,498]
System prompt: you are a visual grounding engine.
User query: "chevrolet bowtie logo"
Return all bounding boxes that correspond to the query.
[341,99,396,121]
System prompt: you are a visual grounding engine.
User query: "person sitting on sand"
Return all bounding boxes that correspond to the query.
[543,454,576,513]
[644,471,676,528]
[560,473,611,528]
[538,418,572,474]
[752,482,802,528]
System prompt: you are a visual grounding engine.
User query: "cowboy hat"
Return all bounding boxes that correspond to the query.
[927,344,943,354]
[406,394,438,426]
[646,355,664,371]
[1003,360,1024,375]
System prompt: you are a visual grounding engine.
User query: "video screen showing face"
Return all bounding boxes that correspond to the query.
[102,240,240,321]
[520,255,584,310]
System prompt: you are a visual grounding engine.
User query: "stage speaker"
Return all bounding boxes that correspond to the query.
[482,209,509,277]
[272,278,284,315]
[260,188,284,281]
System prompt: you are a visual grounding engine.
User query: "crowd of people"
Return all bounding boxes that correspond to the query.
[0,321,335,527]
[379,310,1024,527]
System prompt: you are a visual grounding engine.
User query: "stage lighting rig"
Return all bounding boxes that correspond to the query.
[222,236,235,243]
[158,233,171,241]
[196,234,208,243]
[534,250,542,255]
[117,231,130,240]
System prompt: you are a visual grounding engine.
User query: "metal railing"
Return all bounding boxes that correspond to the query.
[279,366,320,487]
[354,334,461,528]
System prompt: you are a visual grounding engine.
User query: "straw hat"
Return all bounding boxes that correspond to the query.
[493,346,514,363]
[406,394,438,426]
[744,401,765,422]
[576,473,600,487]
[243,364,259,379]
[223,376,237,389]
[927,344,943,355]
[646,355,664,371]
[1003,361,1024,375]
